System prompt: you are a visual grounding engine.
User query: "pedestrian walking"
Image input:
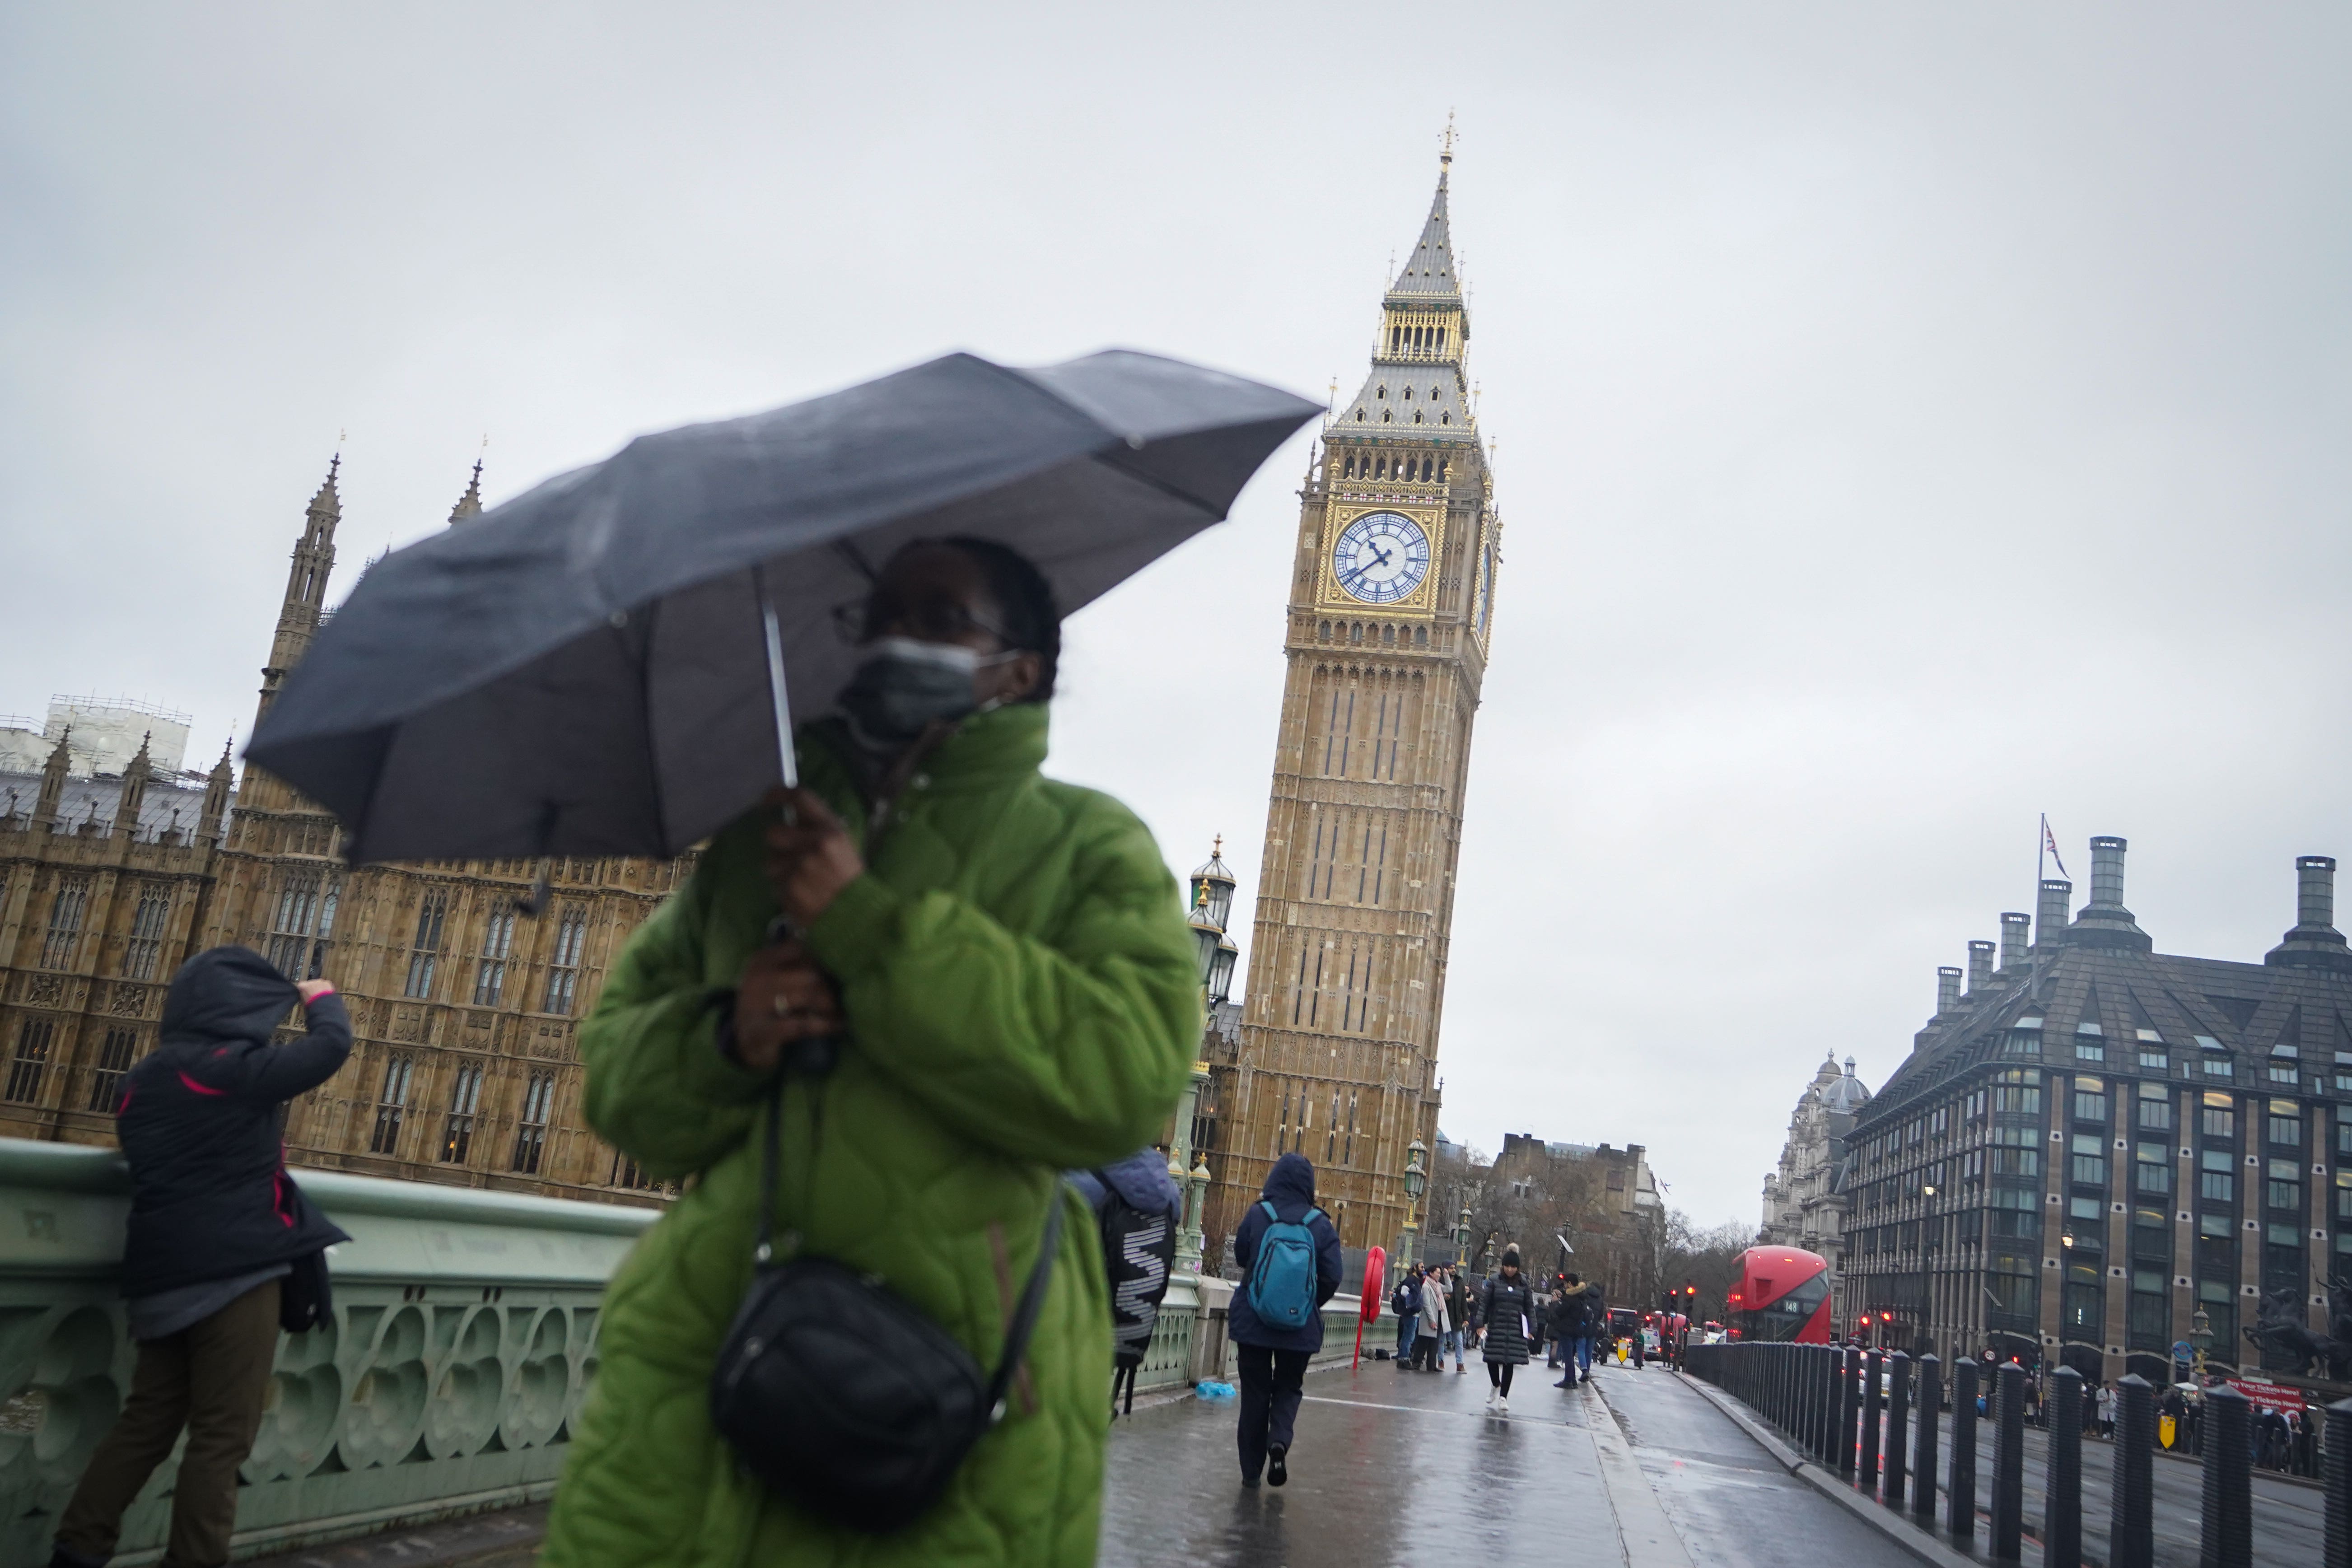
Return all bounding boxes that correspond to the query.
[1551,1275,1596,1388]
[1479,1249,1536,1414]
[1227,1152,1341,1490]
[50,949,351,1568]
[1545,1281,1567,1370]
[1414,1263,1449,1370]
[1392,1269,1421,1369]
[1445,1264,1471,1373]
[536,539,1204,1567]
[2096,1380,2114,1438]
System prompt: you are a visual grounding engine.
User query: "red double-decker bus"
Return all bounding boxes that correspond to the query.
[1727,1246,1833,1342]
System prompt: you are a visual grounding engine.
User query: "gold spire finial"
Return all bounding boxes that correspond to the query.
[1440,109,1456,166]
[1213,833,1223,858]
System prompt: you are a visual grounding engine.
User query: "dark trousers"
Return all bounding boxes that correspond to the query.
[1235,1343,1311,1480]
[57,1279,281,1568]
[1412,1326,1441,1369]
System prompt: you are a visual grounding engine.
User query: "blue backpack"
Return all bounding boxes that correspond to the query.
[1244,1199,1324,1330]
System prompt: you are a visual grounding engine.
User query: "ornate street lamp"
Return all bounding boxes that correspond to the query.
[1399,1138,1427,1268]
[1455,1204,1471,1259]
[1187,841,1240,1007]
[2190,1304,2213,1379]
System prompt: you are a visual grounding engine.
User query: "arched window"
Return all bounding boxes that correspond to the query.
[1439,459,1449,479]
[1376,384,1386,399]
[1412,412,1423,424]
[1318,620,1330,642]
[1402,386,1413,401]
[1440,412,1450,425]
[1381,411,1391,422]
[1381,624,1395,646]
[1414,625,1428,648]
[1350,622,1363,644]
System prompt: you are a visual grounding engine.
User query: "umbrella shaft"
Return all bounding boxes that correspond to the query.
[756,566,799,792]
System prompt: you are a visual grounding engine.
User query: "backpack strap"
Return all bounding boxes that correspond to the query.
[1303,1207,1324,1227]
[1258,1199,1278,1222]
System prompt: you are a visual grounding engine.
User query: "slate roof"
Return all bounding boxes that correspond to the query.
[1325,164,1480,448]
[0,768,229,843]
[1863,905,2352,1127]
[1386,169,1460,301]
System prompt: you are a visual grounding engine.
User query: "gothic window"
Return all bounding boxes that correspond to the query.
[512,1070,556,1174]
[5,1018,55,1104]
[1317,620,1331,642]
[474,908,516,1007]
[1412,412,1423,424]
[39,878,89,971]
[86,1027,139,1111]
[1308,948,1325,1027]
[1376,384,1386,399]
[610,1152,659,1190]
[1414,626,1428,648]
[404,891,449,999]
[1402,386,1413,401]
[369,1054,415,1154]
[1295,1091,1311,1153]
[1381,411,1391,423]
[265,871,338,980]
[1290,946,1310,1026]
[122,884,171,981]
[1273,1086,1291,1158]
[1345,1092,1358,1167]
[542,906,588,1015]
[1382,624,1395,646]
[440,1060,485,1163]
[1321,686,1356,776]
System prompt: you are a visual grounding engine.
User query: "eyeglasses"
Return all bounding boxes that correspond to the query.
[830,591,1016,649]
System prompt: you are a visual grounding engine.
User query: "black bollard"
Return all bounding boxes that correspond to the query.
[1862,1349,1885,1489]
[1823,1343,1843,1466]
[1949,1357,1979,1545]
[1811,1344,1831,1462]
[1912,1354,1941,1526]
[2324,1396,2352,1568]
[2043,1366,2082,1568]
[2109,1374,2155,1568]
[1991,1361,2025,1561]
[1839,1344,1862,1475]
[2199,1384,2253,1568]
[1887,1350,1911,1506]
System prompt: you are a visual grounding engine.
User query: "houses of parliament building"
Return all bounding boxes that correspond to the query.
[0,461,683,1204]
[1201,143,1503,1256]
[0,146,1504,1241]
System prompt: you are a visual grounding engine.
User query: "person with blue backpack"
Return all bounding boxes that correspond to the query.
[1225,1151,1341,1489]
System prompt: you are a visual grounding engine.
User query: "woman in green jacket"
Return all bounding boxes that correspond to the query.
[539,539,1201,1568]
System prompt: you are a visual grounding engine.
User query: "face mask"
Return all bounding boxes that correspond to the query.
[837,636,1013,750]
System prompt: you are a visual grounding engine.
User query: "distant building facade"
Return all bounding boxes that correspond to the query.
[0,457,680,1205]
[1759,1052,1871,1324]
[1844,837,2352,1384]
[1489,1133,1665,1302]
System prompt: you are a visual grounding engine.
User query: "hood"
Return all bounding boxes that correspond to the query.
[1260,1151,1316,1209]
[1097,1147,1181,1216]
[161,946,299,1044]
[1561,1282,1593,1298]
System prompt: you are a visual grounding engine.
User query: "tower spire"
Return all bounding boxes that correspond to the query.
[257,453,342,728]
[447,454,485,526]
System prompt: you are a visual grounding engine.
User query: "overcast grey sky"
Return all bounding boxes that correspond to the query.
[5,4,2347,1227]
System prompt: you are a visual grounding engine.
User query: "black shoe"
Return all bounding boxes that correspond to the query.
[1241,1472,1260,1489]
[1555,1378,1574,1388]
[1267,1445,1288,1488]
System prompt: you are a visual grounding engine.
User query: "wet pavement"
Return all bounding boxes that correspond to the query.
[1098,1357,1920,1567]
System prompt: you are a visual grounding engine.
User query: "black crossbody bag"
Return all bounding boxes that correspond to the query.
[709,1067,1061,1534]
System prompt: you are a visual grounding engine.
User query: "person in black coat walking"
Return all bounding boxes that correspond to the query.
[1226,1152,1341,1489]
[53,947,352,1568]
[1479,1249,1536,1414]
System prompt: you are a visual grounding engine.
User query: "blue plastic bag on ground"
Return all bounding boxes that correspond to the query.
[1195,1380,1237,1401]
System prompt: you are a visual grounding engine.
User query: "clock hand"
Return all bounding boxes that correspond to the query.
[1370,544,1394,568]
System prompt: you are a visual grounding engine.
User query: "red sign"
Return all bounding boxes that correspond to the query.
[2225,1377,2309,1418]
[1360,1246,1386,1321]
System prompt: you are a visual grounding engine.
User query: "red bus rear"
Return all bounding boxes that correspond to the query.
[1727,1246,1833,1343]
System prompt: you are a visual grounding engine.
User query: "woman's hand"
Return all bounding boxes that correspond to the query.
[295,979,335,1003]
[730,938,845,1073]
[762,788,864,927]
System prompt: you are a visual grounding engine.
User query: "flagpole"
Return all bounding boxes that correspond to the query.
[2038,813,2046,885]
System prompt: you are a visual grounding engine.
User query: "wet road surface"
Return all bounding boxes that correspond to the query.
[1099,1356,1919,1567]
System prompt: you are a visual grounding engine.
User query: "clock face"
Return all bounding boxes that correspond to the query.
[1332,511,1432,604]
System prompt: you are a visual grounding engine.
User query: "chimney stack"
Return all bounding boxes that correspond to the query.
[2036,879,2072,948]
[2088,836,2129,908]
[1999,911,2031,971]
[2265,854,2352,972]
[2069,835,2152,951]
[1936,966,1963,1015]
[1966,940,1995,994]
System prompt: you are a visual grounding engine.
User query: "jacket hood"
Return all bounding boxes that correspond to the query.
[1097,1147,1181,1216]
[1562,1282,1593,1298]
[161,946,299,1044]
[1260,1151,1316,1209]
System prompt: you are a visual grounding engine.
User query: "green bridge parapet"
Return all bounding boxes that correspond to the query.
[0,1138,655,1568]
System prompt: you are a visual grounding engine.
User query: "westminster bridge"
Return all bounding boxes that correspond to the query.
[5,1139,2324,1568]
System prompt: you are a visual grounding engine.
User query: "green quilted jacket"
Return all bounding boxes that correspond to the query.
[539,704,1200,1568]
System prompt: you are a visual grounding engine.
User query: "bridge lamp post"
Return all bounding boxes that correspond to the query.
[1400,1139,1427,1269]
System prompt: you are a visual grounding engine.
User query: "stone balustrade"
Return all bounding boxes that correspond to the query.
[0,1139,653,1568]
[1133,1272,1363,1396]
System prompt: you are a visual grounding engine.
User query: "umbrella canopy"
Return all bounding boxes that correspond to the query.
[248,349,1317,864]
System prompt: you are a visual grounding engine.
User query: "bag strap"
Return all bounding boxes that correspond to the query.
[984,1192,1063,1426]
[750,1062,1061,1426]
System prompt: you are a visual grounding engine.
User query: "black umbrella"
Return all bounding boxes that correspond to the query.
[248,349,1318,865]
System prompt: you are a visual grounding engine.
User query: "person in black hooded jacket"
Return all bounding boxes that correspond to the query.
[53,947,352,1568]
[1225,1151,1341,1489]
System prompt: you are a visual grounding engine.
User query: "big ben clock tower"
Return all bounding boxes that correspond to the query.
[1206,140,1502,1258]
